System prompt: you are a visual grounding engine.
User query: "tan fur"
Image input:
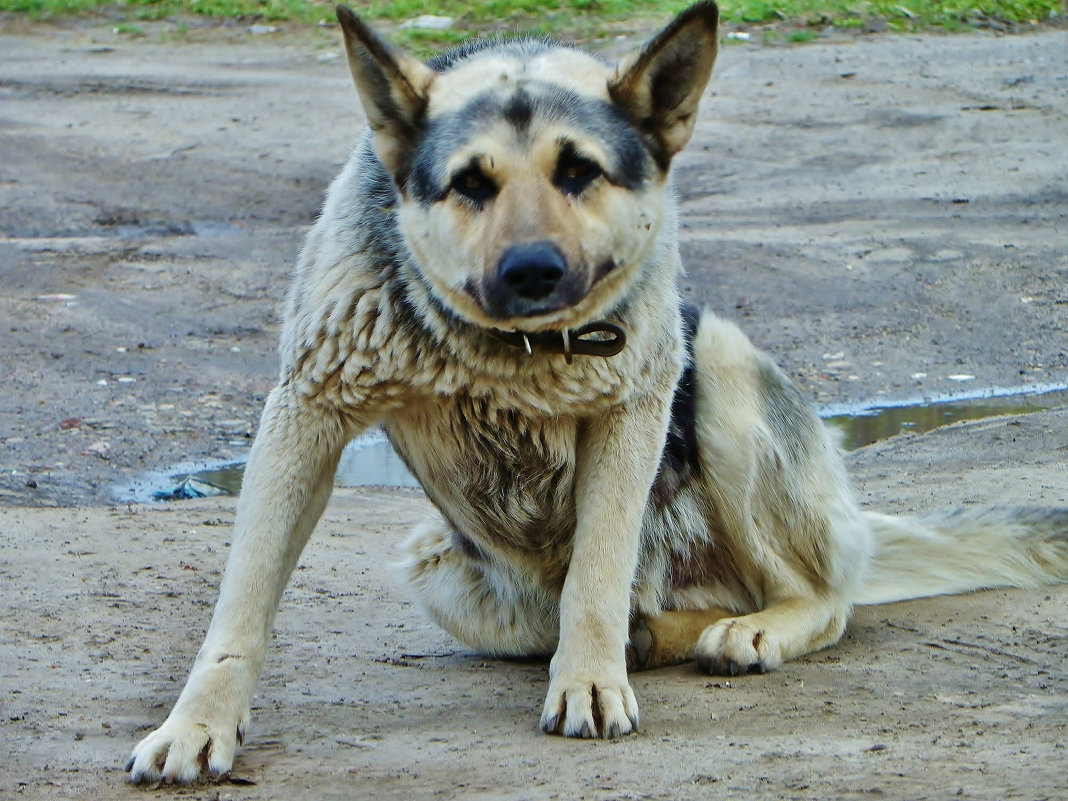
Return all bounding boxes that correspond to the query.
[426,49,615,115]
[127,2,1067,784]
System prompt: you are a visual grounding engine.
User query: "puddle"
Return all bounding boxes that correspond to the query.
[820,382,1068,450]
[128,384,1067,502]
[126,430,420,503]
[335,431,422,490]
[114,220,246,239]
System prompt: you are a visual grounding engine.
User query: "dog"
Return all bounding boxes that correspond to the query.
[127,1,1068,782]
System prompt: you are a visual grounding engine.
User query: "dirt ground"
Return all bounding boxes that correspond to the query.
[1,13,1066,801]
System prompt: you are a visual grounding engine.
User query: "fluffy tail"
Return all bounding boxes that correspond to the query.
[854,507,1068,606]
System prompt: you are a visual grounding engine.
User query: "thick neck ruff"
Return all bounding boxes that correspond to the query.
[492,320,627,364]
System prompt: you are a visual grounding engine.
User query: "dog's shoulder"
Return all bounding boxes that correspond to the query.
[275,138,414,402]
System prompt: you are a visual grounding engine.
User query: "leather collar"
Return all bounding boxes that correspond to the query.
[492,320,626,364]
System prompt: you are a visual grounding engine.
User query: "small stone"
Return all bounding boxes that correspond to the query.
[863,246,913,264]
[84,441,111,460]
[399,15,454,30]
[37,293,77,302]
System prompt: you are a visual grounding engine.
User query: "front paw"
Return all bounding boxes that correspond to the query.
[539,662,639,738]
[127,658,253,784]
[126,709,247,784]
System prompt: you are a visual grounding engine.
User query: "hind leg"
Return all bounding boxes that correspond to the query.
[626,601,848,674]
[401,514,559,657]
[682,312,867,675]
[694,598,849,675]
[627,608,734,670]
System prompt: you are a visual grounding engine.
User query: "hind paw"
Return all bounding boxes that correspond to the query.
[695,617,781,676]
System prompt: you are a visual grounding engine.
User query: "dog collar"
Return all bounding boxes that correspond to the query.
[493,320,626,364]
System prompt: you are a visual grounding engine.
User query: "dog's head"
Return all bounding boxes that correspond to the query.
[337,3,718,334]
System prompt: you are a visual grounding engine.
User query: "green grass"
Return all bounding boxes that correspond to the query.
[2,0,333,21]
[2,0,1064,44]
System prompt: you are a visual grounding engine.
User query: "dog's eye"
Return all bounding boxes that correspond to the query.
[450,168,497,205]
[555,153,602,196]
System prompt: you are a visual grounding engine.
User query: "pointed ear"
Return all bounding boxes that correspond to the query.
[336,4,436,179]
[608,1,719,168]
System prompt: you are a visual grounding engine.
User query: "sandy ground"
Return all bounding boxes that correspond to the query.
[1,13,1067,801]
[3,414,1067,801]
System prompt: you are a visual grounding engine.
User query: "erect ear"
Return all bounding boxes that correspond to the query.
[336,4,436,180]
[608,1,719,168]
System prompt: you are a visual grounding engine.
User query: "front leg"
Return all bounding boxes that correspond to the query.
[127,386,352,783]
[540,392,672,738]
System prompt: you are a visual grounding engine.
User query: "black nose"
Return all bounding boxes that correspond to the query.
[497,242,566,301]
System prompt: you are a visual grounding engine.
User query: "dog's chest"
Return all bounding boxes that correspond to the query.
[386,395,579,568]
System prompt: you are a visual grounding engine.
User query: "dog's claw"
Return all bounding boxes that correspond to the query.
[696,654,769,676]
[540,713,559,734]
[697,654,770,676]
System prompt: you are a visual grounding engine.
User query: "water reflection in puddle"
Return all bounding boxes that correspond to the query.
[143,430,419,502]
[134,383,1068,502]
[823,383,1068,451]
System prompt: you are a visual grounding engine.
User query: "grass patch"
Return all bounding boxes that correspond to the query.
[2,0,1063,44]
[3,0,334,21]
[742,0,1065,30]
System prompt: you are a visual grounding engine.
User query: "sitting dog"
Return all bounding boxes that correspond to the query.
[127,1,1068,782]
